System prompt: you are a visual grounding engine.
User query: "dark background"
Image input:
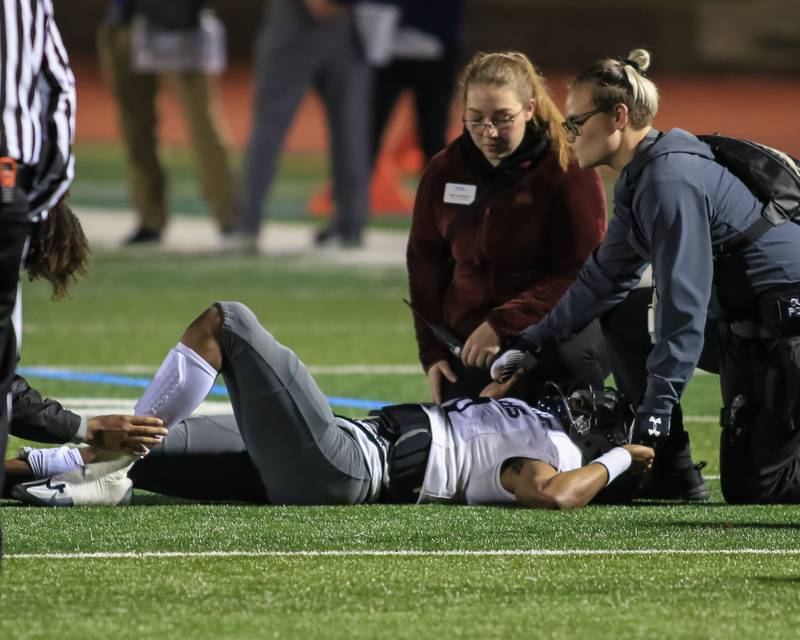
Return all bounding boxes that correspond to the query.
[56,0,800,73]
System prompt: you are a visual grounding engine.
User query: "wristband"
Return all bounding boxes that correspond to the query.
[71,415,89,443]
[591,447,632,485]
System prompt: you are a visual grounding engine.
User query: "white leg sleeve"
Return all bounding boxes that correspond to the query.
[134,342,218,427]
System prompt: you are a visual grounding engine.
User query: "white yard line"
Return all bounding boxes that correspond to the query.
[26,364,422,375]
[6,548,800,560]
[59,398,233,415]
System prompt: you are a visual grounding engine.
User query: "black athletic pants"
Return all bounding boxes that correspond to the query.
[600,287,720,427]
[0,183,34,563]
[717,322,800,503]
[371,48,460,165]
[603,287,800,503]
[0,190,33,498]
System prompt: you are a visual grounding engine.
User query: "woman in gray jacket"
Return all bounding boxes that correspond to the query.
[491,48,800,504]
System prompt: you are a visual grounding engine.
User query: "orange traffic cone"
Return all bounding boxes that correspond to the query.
[308,152,416,217]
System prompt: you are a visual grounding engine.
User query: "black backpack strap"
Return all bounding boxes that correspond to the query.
[714,216,777,259]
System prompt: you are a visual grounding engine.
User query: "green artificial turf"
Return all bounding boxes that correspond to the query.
[3,232,796,640]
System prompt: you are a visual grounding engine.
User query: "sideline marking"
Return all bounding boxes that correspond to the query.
[46,396,727,425]
[18,365,723,414]
[6,549,800,560]
[18,367,386,410]
[46,397,724,436]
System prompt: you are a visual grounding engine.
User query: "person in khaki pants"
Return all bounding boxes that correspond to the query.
[97,3,235,245]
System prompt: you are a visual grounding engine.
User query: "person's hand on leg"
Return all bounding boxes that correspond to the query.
[85,415,167,456]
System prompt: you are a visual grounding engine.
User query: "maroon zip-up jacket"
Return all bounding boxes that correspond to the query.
[406,129,607,371]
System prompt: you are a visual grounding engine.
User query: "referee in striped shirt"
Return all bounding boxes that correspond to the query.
[0,0,75,557]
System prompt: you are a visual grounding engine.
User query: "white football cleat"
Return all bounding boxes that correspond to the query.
[10,454,138,507]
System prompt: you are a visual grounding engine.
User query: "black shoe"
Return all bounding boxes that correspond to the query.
[313,226,334,246]
[124,227,161,245]
[314,227,363,249]
[639,433,710,501]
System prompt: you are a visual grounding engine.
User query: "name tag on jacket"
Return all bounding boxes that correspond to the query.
[443,183,477,205]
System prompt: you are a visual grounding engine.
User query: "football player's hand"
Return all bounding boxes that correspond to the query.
[622,444,655,474]
[85,415,167,456]
[632,411,671,446]
[480,368,525,399]
[461,322,501,369]
[427,360,457,405]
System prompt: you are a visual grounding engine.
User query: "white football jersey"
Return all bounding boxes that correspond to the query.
[336,398,582,506]
[420,397,582,505]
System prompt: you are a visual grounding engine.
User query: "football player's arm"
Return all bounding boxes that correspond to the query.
[502,459,609,510]
[502,445,654,510]
[11,375,166,454]
[11,375,83,443]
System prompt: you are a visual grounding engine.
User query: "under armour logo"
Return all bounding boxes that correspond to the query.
[647,415,662,436]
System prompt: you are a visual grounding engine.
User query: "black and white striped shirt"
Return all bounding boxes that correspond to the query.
[0,0,75,219]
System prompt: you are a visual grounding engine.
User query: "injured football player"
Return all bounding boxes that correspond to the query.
[6,302,653,509]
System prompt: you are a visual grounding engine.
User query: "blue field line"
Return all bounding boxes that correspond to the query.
[17,366,387,411]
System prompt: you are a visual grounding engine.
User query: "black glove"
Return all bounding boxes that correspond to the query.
[633,411,671,446]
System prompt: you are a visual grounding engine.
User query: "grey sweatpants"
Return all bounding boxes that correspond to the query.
[237,1,372,240]
[132,302,372,505]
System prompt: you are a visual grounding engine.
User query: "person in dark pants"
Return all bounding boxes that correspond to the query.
[599,288,719,499]
[0,0,76,560]
[491,48,800,503]
[370,0,466,165]
[406,51,609,408]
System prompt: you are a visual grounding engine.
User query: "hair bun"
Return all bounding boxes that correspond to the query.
[625,48,651,74]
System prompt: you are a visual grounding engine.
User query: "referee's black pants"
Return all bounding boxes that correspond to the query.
[370,47,461,166]
[0,194,34,498]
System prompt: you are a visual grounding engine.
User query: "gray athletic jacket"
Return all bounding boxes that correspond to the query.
[520,128,800,415]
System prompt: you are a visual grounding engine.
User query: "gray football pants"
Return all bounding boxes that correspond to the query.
[132,302,372,505]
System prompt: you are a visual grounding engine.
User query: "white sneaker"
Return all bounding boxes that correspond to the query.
[11,456,137,507]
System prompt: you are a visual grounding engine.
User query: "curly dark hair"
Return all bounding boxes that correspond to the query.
[25,198,90,300]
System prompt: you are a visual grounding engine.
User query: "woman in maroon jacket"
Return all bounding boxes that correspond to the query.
[407,51,609,403]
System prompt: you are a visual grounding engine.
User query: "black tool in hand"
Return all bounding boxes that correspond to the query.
[403,298,463,357]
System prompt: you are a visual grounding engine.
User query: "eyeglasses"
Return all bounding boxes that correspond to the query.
[463,108,525,134]
[560,108,609,137]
